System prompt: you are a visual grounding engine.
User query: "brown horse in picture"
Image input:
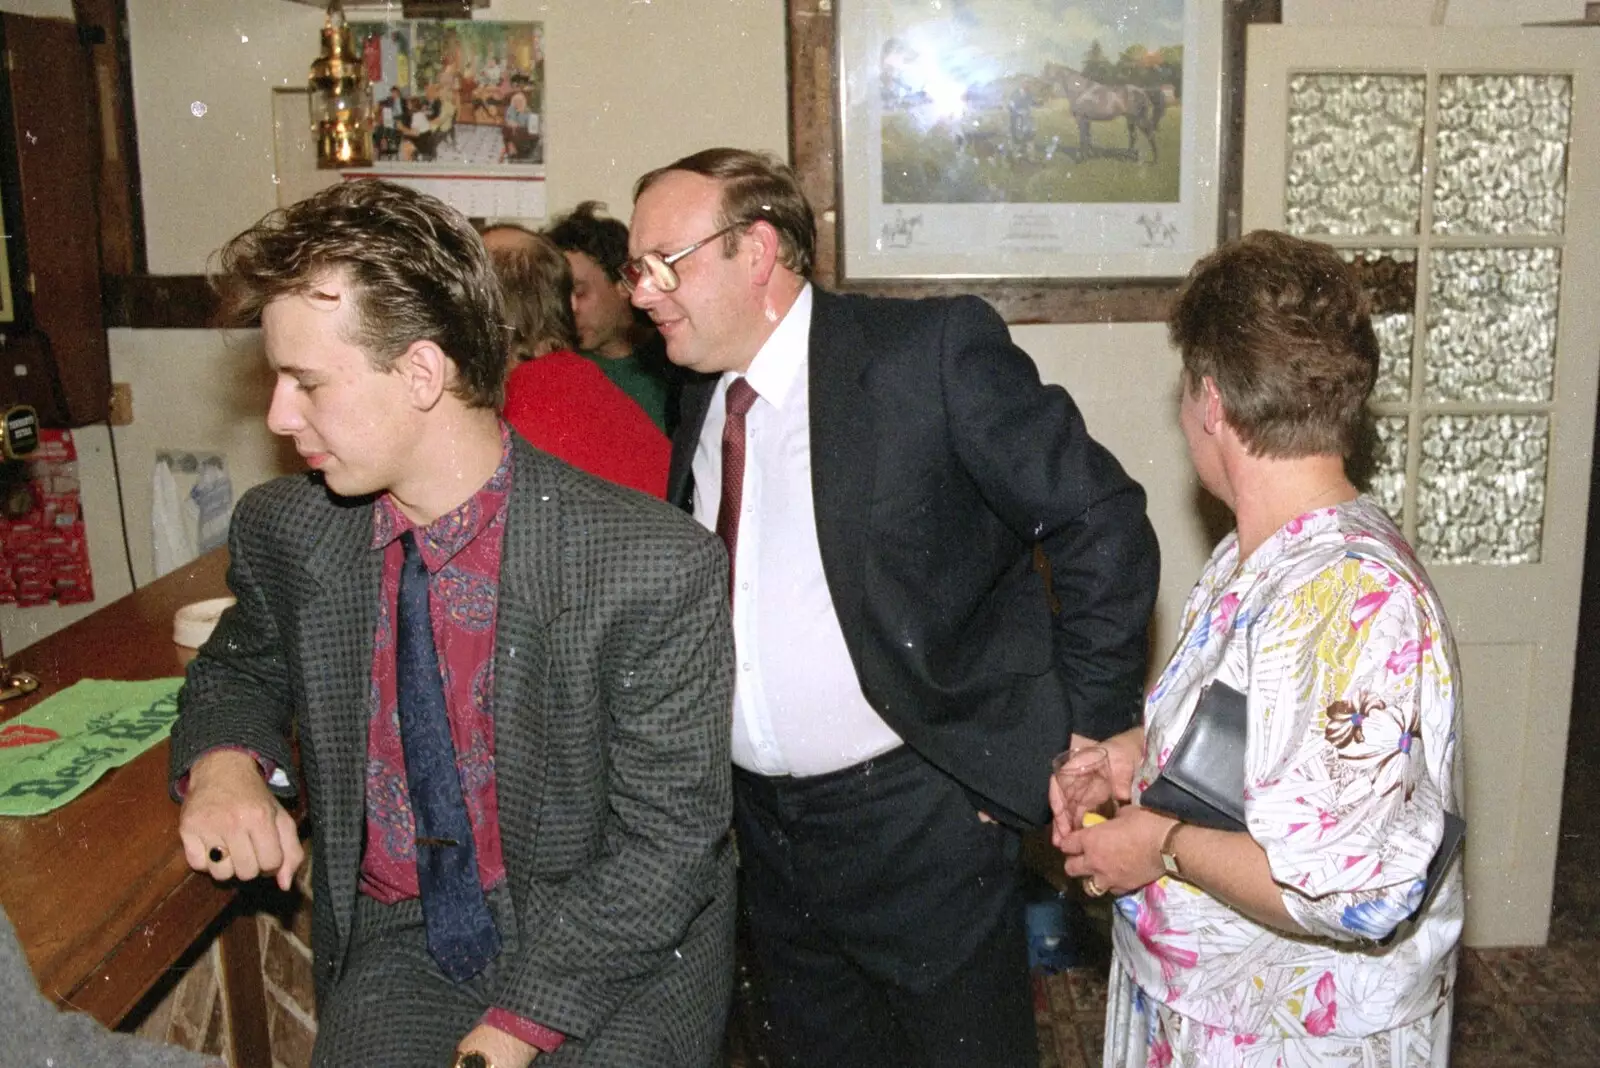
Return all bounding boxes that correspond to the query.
[1042,65,1166,163]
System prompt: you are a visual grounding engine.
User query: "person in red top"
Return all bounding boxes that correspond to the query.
[484,225,669,499]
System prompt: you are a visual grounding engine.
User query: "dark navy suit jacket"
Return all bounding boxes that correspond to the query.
[669,288,1159,828]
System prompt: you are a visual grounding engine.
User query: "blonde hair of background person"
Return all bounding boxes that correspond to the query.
[484,227,579,366]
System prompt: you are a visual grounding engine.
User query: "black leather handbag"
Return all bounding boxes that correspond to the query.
[1141,678,1465,927]
[1139,680,1250,832]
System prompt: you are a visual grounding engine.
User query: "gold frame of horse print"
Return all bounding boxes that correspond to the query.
[836,0,1225,282]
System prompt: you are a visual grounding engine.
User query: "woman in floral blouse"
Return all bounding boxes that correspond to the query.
[1054,230,1463,1067]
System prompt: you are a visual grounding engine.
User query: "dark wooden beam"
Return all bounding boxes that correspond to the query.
[218,908,272,1068]
[5,13,109,423]
[102,274,220,330]
[74,0,146,276]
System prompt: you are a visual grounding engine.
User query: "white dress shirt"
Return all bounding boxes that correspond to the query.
[692,284,904,775]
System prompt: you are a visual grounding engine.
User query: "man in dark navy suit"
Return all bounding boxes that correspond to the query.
[628,147,1159,1067]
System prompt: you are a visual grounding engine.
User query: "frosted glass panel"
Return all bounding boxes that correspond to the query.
[1285,74,1425,237]
[1417,414,1547,565]
[1367,416,1408,525]
[1343,249,1415,402]
[1371,315,1416,403]
[1434,74,1571,236]
[1425,247,1560,403]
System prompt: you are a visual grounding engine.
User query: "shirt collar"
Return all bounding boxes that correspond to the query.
[371,422,515,571]
[729,283,813,409]
[1225,498,1354,583]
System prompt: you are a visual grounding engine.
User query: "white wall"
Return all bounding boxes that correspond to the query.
[0,0,66,15]
[132,0,790,274]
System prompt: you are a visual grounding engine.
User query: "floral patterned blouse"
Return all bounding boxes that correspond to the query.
[1112,496,1463,1045]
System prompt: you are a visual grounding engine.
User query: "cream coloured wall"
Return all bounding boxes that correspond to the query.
[1,0,66,15]
[106,328,297,584]
[133,0,790,274]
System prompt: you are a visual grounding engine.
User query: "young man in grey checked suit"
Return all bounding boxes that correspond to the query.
[169,180,736,1068]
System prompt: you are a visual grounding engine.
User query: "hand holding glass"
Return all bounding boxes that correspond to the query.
[1051,745,1120,829]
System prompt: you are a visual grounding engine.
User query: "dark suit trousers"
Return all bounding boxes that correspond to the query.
[311,887,525,1068]
[734,745,1036,1068]
[313,884,727,1067]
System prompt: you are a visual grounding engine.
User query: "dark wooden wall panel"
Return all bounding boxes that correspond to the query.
[4,13,108,425]
[75,0,146,277]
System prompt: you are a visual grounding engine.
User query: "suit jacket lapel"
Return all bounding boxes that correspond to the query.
[669,375,716,512]
[492,439,563,898]
[667,291,876,639]
[808,289,877,649]
[297,496,381,949]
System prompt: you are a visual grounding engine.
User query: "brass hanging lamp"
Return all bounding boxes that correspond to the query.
[309,0,373,168]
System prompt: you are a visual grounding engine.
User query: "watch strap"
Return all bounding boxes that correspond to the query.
[1159,820,1185,878]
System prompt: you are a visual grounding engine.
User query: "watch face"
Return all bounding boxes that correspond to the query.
[1162,854,1180,876]
[456,1054,489,1068]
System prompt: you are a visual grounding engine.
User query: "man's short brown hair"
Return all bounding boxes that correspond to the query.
[1169,230,1379,459]
[487,230,579,362]
[634,148,815,279]
[215,179,507,409]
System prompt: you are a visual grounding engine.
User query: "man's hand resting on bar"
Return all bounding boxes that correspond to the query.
[178,749,303,891]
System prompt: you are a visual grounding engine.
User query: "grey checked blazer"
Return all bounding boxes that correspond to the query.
[170,437,737,1065]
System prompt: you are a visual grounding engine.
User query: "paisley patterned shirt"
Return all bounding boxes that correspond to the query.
[1113,496,1464,1043]
[360,430,512,904]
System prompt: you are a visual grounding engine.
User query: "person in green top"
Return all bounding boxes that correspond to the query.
[542,201,680,434]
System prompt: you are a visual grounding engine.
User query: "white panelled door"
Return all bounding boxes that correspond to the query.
[1243,26,1600,946]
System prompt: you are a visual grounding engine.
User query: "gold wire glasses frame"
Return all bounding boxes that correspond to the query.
[619,223,746,294]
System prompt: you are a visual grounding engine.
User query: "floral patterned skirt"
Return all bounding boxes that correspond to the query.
[1103,954,1451,1068]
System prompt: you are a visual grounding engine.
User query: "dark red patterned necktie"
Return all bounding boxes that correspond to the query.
[715,378,759,588]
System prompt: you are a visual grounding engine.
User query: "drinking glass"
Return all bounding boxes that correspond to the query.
[1051,745,1120,828]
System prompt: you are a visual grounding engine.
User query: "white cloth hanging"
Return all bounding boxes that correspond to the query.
[151,456,197,578]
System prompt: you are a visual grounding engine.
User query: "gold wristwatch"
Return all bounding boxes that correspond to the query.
[453,1052,491,1068]
[1159,820,1186,879]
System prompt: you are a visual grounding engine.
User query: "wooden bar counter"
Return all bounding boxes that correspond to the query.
[0,548,272,1065]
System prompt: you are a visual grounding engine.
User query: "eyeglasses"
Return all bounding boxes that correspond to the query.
[619,223,744,294]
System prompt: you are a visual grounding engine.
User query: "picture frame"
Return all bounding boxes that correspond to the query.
[347,19,545,174]
[789,0,1281,322]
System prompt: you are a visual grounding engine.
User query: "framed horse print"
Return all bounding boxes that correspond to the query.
[793,0,1280,320]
